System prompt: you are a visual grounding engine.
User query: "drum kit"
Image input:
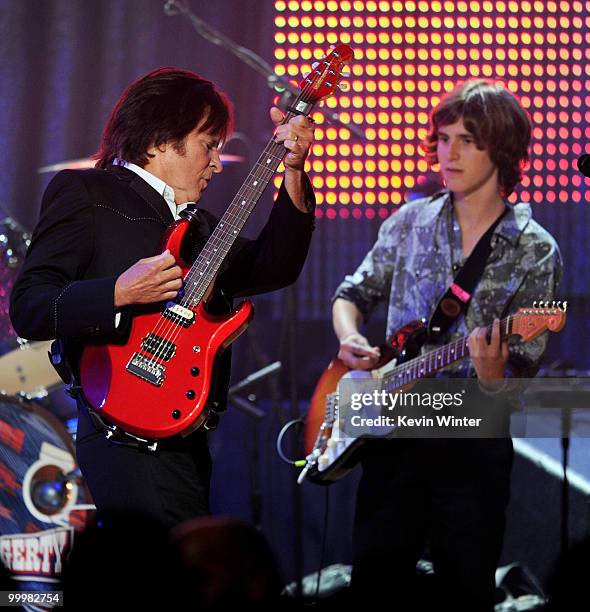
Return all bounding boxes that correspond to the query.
[0,176,95,595]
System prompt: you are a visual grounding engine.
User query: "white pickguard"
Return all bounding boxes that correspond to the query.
[316,358,399,473]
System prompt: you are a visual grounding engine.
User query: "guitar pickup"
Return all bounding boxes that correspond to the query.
[126,353,165,386]
[163,303,195,328]
[141,333,176,361]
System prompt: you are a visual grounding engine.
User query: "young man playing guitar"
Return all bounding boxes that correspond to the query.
[11,67,316,528]
[332,80,562,611]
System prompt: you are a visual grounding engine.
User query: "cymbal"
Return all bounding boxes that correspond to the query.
[38,158,95,172]
[38,154,245,173]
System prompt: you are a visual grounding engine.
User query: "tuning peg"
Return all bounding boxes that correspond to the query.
[337,82,350,92]
[340,70,351,78]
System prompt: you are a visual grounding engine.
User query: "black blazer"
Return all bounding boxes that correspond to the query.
[10,165,315,401]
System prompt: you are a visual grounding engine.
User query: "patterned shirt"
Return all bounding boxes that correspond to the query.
[333,191,563,378]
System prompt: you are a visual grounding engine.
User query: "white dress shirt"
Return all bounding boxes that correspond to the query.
[114,159,195,220]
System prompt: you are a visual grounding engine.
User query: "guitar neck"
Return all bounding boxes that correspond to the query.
[180,113,300,307]
[162,42,355,310]
[383,313,519,391]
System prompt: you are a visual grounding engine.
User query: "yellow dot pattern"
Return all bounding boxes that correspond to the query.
[273,0,589,219]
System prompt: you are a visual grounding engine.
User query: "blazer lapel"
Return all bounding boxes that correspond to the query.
[107,165,174,226]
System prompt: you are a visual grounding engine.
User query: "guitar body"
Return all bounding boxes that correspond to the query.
[80,218,254,439]
[303,321,426,485]
[303,357,349,456]
[300,306,566,485]
[303,357,362,485]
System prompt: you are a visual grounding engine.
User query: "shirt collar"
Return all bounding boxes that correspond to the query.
[417,190,530,248]
[496,202,532,247]
[113,159,193,218]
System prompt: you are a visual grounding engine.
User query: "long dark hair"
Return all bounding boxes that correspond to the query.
[422,79,531,197]
[95,67,233,169]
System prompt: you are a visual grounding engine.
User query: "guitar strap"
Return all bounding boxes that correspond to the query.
[428,207,507,341]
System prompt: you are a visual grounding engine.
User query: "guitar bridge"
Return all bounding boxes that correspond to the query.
[126,353,165,386]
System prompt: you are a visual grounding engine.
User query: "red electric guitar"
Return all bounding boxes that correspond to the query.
[299,307,567,485]
[79,44,354,440]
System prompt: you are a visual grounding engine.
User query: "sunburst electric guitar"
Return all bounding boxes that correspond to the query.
[79,44,354,440]
[299,307,567,485]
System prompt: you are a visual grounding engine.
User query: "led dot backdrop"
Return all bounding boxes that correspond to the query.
[265,0,590,360]
[272,0,588,215]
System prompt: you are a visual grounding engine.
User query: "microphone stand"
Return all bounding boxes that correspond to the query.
[525,371,580,561]
[284,284,304,601]
[227,363,282,530]
[162,0,366,141]
[561,404,571,559]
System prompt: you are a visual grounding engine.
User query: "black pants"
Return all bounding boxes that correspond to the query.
[75,401,212,529]
[352,437,514,612]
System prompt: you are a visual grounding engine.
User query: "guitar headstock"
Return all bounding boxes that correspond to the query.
[512,307,567,342]
[298,44,354,105]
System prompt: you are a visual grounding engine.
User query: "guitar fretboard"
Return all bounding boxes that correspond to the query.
[382,314,516,391]
[180,119,299,308]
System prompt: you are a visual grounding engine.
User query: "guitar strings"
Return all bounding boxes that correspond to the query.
[143,98,310,362]
[381,314,514,391]
[145,137,288,363]
[381,312,519,392]
[145,88,314,364]
[149,52,350,361]
[142,54,347,379]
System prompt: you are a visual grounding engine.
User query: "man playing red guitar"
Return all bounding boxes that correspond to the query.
[10,68,316,528]
[332,80,562,610]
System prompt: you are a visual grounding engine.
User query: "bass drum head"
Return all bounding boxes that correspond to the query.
[0,394,93,602]
[0,340,63,396]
